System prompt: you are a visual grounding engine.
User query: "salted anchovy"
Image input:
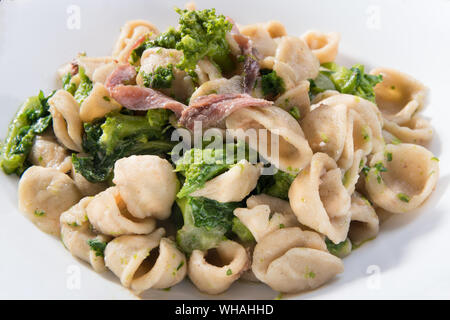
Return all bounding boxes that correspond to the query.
[179,93,273,130]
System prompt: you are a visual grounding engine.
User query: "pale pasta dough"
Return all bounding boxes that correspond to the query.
[288,153,351,244]
[365,143,439,214]
[191,160,262,202]
[383,116,433,146]
[252,227,344,293]
[274,80,310,119]
[348,192,379,245]
[188,240,249,295]
[371,67,426,124]
[113,155,177,220]
[226,106,313,174]
[79,83,122,122]
[77,56,115,80]
[86,187,156,236]
[28,135,72,173]
[301,31,340,64]
[18,166,82,235]
[190,75,243,102]
[48,90,83,152]
[70,163,108,197]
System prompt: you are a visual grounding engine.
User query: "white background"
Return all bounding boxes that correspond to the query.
[0,0,449,299]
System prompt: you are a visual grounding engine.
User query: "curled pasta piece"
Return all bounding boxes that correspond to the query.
[226,106,313,174]
[240,23,278,58]
[342,149,366,195]
[79,83,122,122]
[28,135,71,173]
[105,228,186,291]
[91,61,119,84]
[234,194,298,242]
[252,227,344,293]
[188,240,250,295]
[288,153,351,244]
[301,31,340,64]
[48,90,83,152]
[113,155,177,220]
[196,58,223,85]
[191,160,262,203]
[18,166,82,235]
[383,116,433,146]
[190,76,243,102]
[112,20,159,64]
[77,56,115,79]
[60,197,111,272]
[371,68,426,124]
[348,192,379,246]
[313,93,384,153]
[70,162,108,197]
[137,48,194,102]
[86,187,156,236]
[274,80,310,119]
[365,144,439,214]
[273,36,320,87]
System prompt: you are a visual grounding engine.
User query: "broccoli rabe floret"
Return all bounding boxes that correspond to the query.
[176,197,241,253]
[73,67,93,104]
[260,69,286,99]
[231,217,255,244]
[141,65,175,89]
[62,72,77,95]
[311,63,382,102]
[308,72,336,100]
[0,91,53,175]
[256,169,296,200]
[325,237,352,258]
[72,110,174,183]
[175,142,248,198]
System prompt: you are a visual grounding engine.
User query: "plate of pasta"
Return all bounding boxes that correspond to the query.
[0,0,449,300]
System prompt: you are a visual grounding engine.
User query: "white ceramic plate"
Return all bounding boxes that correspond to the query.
[1,0,449,300]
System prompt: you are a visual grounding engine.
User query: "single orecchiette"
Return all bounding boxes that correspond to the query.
[112,20,159,64]
[288,153,351,244]
[113,155,177,220]
[252,227,344,293]
[91,61,119,84]
[274,80,310,119]
[77,56,115,80]
[348,192,379,245]
[28,135,72,173]
[301,31,340,64]
[365,143,439,214]
[234,194,298,242]
[240,23,278,58]
[370,67,426,124]
[79,83,122,122]
[48,90,83,152]
[190,75,243,103]
[191,160,262,203]
[86,187,156,236]
[188,240,250,295]
[226,106,313,174]
[383,116,433,146]
[18,166,82,235]
[104,228,187,292]
[60,197,111,272]
[196,58,223,85]
[70,162,108,197]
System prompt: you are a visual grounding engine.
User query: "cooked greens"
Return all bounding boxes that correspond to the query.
[73,67,93,104]
[0,91,53,175]
[260,69,286,99]
[257,169,296,200]
[141,64,175,89]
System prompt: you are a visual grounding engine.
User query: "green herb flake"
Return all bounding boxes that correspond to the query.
[226,269,233,276]
[289,107,301,120]
[176,261,185,271]
[87,239,107,257]
[397,193,410,203]
[431,157,439,162]
[102,96,111,102]
[386,152,393,162]
[34,210,45,217]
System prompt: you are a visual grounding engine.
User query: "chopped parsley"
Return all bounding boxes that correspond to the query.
[176,261,185,271]
[226,269,233,276]
[87,239,107,257]
[34,210,45,217]
[386,152,393,162]
[397,193,410,203]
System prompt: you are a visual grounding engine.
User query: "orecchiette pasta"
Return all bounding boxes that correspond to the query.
[288,153,351,244]
[18,166,82,235]
[274,80,310,119]
[365,143,439,214]
[112,20,159,64]
[86,187,156,236]
[371,67,426,124]
[348,192,379,245]
[28,135,72,173]
[190,75,243,103]
[112,155,177,220]
[48,90,83,152]
[383,116,433,146]
[79,83,122,122]
[191,160,262,203]
[301,31,340,64]
[252,228,344,293]
[60,197,111,272]
[77,56,115,80]
[240,23,278,58]
[188,240,250,295]
[226,106,313,174]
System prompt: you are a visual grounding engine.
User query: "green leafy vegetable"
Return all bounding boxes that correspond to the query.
[231,217,255,244]
[261,69,286,99]
[308,72,336,100]
[259,170,296,200]
[325,238,352,258]
[0,91,53,175]
[87,239,107,257]
[176,197,241,253]
[73,67,93,104]
[72,110,174,183]
[62,72,77,95]
[141,64,175,89]
[289,107,301,120]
